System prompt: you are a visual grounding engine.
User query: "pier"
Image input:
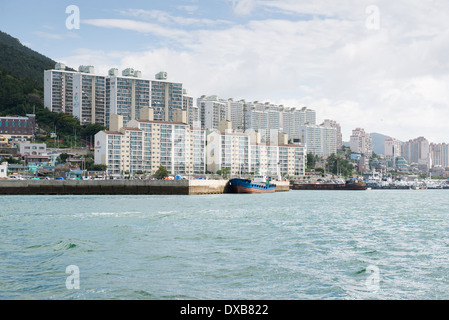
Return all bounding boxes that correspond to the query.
[0,179,290,195]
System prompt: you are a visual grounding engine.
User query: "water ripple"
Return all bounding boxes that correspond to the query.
[1,191,449,299]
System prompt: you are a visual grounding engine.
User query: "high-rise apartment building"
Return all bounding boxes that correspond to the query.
[206,122,306,177]
[46,64,107,126]
[228,99,246,131]
[430,143,449,168]
[384,137,402,167]
[322,119,342,150]
[45,64,188,128]
[151,71,184,123]
[401,136,430,168]
[183,89,199,128]
[95,108,206,177]
[198,95,228,130]
[73,66,107,126]
[44,63,75,115]
[106,68,150,128]
[300,124,337,158]
[350,128,372,157]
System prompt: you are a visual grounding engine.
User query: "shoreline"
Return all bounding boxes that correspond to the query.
[0,179,290,195]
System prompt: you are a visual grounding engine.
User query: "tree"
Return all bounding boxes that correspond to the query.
[326,153,354,177]
[217,167,231,178]
[88,164,107,172]
[58,153,70,163]
[80,123,106,140]
[306,153,319,170]
[154,166,169,180]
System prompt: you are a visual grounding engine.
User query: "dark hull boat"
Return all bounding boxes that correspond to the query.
[290,179,367,191]
[229,178,276,193]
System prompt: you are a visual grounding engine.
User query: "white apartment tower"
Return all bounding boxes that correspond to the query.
[350,128,373,157]
[95,108,206,177]
[73,66,107,126]
[384,137,402,167]
[45,64,107,126]
[430,143,449,168]
[151,71,184,123]
[206,123,306,177]
[44,63,75,115]
[402,137,430,168]
[106,68,150,128]
[198,95,228,131]
[300,124,337,158]
[183,89,199,128]
[322,119,342,150]
[45,65,188,129]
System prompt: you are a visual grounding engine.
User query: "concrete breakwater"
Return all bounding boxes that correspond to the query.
[0,179,290,195]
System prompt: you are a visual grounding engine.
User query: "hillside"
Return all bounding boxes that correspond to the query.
[0,30,57,85]
[343,132,394,156]
[0,30,104,146]
[370,132,392,156]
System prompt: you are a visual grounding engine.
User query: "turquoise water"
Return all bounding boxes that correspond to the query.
[1,190,449,300]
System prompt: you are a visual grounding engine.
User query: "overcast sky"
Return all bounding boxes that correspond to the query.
[1,0,449,143]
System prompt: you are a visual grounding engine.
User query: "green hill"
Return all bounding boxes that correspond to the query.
[0,30,104,146]
[0,30,57,85]
[370,132,393,156]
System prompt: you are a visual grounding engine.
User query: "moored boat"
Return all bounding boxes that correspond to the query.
[229,175,276,193]
[290,178,367,191]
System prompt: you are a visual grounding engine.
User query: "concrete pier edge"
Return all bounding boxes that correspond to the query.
[0,179,290,195]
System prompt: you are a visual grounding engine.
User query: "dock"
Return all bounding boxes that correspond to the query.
[0,179,290,195]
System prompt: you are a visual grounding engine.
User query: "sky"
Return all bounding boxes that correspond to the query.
[1,0,449,143]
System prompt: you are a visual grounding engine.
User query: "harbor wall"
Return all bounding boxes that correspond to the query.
[0,179,289,195]
[0,179,226,195]
[275,181,290,192]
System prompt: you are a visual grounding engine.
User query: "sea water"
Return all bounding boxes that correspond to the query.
[1,190,449,300]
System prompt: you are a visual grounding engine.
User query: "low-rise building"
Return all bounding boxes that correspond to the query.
[19,142,47,156]
[0,114,36,142]
[0,162,7,178]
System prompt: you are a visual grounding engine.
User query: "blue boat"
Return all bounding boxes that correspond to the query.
[229,175,276,193]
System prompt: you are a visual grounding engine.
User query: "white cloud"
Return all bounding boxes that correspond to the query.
[63,1,449,142]
[232,0,256,15]
[34,31,80,40]
[82,19,189,39]
[177,5,199,14]
[117,8,231,27]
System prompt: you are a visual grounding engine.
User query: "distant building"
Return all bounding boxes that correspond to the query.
[395,157,407,169]
[299,124,337,158]
[198,95,318,145]
[183,89,198,128]
[384,137,402,167]
[430,143,449,168]
[402,137,430,169]
[0,114,36,141]
[198,95,228,131]
[350,128,372,157]
[322,119,342,150]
